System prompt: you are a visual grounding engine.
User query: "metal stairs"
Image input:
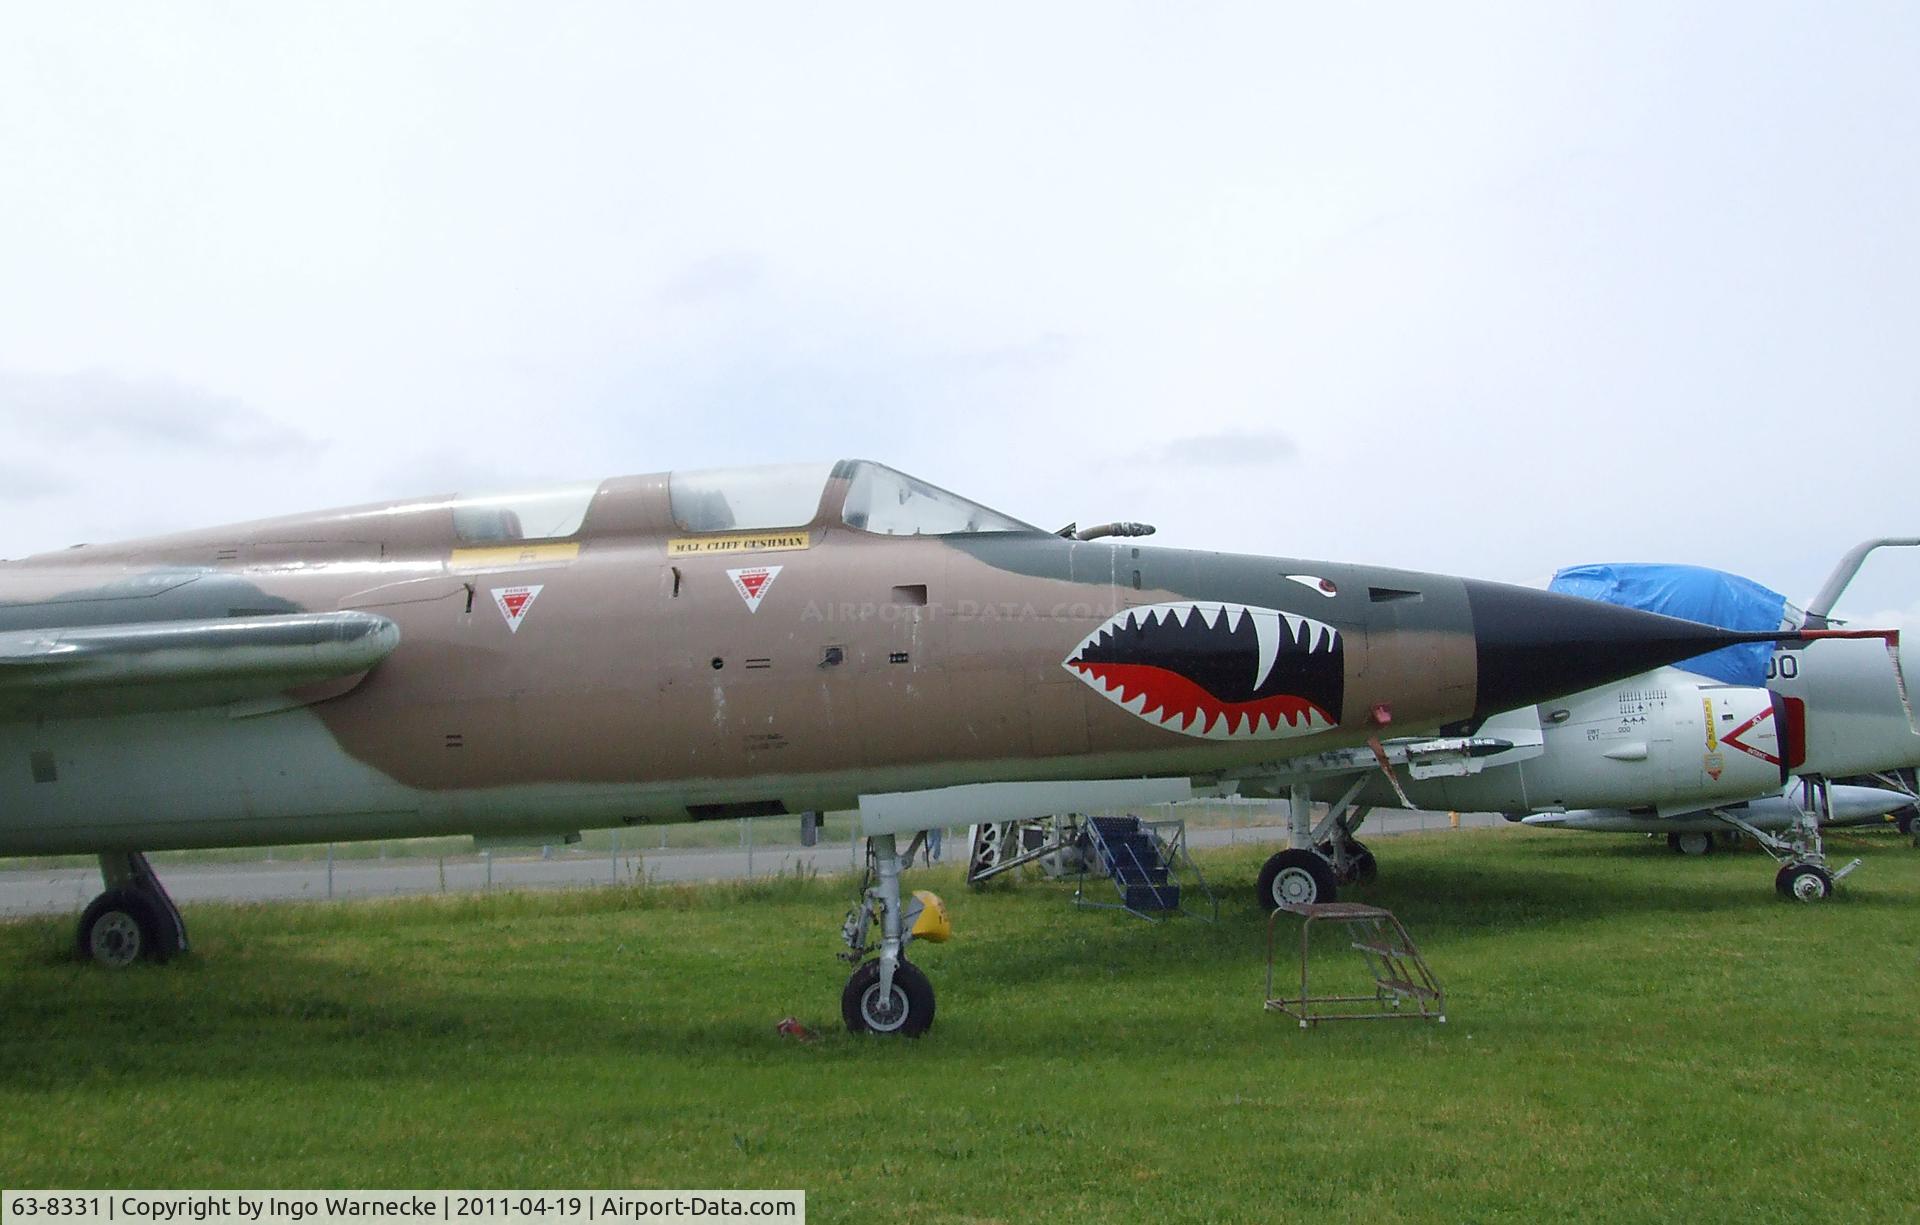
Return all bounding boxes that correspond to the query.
[1077,814,1216,920]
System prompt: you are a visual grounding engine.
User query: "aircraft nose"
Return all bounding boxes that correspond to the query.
[1462,580,1785,719]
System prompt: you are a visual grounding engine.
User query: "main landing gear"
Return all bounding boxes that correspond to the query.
[77,852,189,966]
[1711,778,1861,903]
[1256,780,1376,908]
[840,832,950,1036]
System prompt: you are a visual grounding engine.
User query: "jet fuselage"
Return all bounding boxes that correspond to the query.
[0,461,1785,856]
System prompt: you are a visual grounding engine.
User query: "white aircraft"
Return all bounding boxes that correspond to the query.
[1231,541,1918,906]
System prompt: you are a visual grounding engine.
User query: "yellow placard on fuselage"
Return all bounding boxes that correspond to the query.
[667,531,812,557]
[450,542,583,570]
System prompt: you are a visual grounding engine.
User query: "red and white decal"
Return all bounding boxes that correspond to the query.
[1285,574,1339,598]
[728,565,783,613]
[1722,706,1781,766]
[492,584,544,634]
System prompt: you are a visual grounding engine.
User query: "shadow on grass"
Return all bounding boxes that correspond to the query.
[956,835,1908,993]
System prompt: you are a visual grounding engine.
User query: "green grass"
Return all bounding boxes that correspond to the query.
[2,828,1916,1223]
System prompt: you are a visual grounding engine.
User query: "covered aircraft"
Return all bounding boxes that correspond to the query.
[0,460,1860,1034]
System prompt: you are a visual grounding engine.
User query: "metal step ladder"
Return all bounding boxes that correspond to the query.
[1265,902,1445,1027]
[1075,814,1217,921]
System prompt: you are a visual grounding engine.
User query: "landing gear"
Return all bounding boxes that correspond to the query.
[840,832,947,1036]
[1256,779,1379,908]
[1667,831,1714,856]
[1775,862,1834,901]
[1258,848,1338,907]
[1898,808,1917,837]
[1317,838,1378,883]
[841,958,935,1036]
[1712,779,1860,903]
[76,853,187,966]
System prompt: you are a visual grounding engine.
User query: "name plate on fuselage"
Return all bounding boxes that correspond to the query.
[667,531,812,557]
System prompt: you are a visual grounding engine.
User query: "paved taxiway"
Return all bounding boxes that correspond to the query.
[0,810,1505,917]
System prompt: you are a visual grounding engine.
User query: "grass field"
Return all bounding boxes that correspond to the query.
[2,827,1915,1222]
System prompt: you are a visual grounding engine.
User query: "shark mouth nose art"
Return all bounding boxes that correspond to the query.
[1063,601,1345,740]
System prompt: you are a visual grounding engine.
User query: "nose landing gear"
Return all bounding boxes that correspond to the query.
[1712,779,1860,902]
[840,832,949,1036]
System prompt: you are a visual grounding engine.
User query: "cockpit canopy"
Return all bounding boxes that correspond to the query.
[669,459,1035,537]
[440,460,1037,547]
[838,461,1034,536]
[451,482,600,544]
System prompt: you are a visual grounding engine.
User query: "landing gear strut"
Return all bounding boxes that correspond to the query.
[840,833,947,1036]
[1256,780,1376,908]
[1712,778,1860,902]
[77,852,188,966]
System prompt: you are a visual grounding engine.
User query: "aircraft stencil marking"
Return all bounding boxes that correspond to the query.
[728,566,783,613]
[1063,601,1344,740]
[492,585,544,633]
[1721,705,1781,765]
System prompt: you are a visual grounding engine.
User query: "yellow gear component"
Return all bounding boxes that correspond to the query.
[909,890,952,943]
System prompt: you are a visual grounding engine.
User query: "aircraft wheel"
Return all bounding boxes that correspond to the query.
[1776,862,1834,902]
[1348,842,1378,883]
[1258,849,1338,908]
[1668,831,1713,857]
[1897,808,1916,836]
[842,959,935,1037]
[76,889,166,967]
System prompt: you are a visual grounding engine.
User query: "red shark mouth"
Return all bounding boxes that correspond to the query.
[1063,601,1344,741]
[1066,661,1335,738]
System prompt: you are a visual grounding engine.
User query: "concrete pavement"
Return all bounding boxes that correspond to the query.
[0,809,1506,919]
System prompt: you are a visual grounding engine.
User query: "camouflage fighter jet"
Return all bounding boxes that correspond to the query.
[0,460,1865,1034]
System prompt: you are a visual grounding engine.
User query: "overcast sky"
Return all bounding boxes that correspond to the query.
[1,4,1915,621]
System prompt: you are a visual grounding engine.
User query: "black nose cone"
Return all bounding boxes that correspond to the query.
[1464,580,1786,718]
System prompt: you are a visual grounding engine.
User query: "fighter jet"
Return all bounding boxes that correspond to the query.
[0,460,1861,1034]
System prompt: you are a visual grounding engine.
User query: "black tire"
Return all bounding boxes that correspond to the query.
[1257,849,1338,909]
[1349,841,1378,883]
[1897,808,1916,836]
[76,889,164,967]
[1668,831,1713,857]
[1312,839,1377,886]
[1776,862,1834,902]
[841,959,936,1037]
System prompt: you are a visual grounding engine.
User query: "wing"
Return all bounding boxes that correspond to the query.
[0,611,401,718]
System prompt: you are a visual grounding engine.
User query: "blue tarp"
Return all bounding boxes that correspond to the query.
[1548,563,1790,686]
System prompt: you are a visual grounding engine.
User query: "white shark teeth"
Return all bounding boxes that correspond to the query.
[1062,599,1343,741]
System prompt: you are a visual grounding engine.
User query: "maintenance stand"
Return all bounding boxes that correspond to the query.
[1265,902,1445,1027]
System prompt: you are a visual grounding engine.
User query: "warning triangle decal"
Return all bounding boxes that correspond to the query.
[727,565,782,613]
[492,584,544,633]
[1722,706,1781,765]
